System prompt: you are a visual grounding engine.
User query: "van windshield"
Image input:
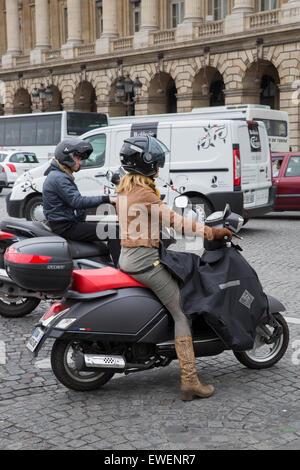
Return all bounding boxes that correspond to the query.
[0,153,7,162]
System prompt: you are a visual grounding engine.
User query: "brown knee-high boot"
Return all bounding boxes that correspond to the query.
[174,335,214,401]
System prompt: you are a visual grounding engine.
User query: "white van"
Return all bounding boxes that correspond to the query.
[7,119,275,223]
[109,105,289,154]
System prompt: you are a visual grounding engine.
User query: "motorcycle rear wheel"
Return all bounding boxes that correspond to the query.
[0,297,40,318]
[234,313,289,369]
[51,339,115,392]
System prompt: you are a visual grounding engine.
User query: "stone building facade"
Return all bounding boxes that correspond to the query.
[1,0,300,149]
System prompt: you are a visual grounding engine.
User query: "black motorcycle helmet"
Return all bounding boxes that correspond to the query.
[55,138,93,169]
[120,135,169,177]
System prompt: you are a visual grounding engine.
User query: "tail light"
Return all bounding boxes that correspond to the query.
[270,147,274,181]
[42,302,69,323]
[1,166,5,173]
[0,231,15,240]
[6,164,16,173]
[4,246,52,264]
[233,145,241,190]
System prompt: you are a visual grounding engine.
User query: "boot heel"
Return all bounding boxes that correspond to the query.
[181,390,193,401]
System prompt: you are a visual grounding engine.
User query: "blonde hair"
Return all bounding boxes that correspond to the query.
[117,173,160,197]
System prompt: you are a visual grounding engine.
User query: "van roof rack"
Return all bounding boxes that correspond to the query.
[192,104,271,113]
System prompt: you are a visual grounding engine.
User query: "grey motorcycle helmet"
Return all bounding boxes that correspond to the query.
[55,138,93,169]
[120,135,169,177]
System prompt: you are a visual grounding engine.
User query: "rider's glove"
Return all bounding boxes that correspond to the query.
[204,226,232,242]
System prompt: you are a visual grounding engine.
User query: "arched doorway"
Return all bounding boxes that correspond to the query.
[210,79,225,107]
[192,67,225,108]
[46,85,63,112]
[13,88,32,114]
[242,60,280,109]
[148,72,177,115]
[260,75,278,109]
[74,81,97,112]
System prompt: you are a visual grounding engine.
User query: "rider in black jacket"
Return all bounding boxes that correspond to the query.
[43,138,116,259]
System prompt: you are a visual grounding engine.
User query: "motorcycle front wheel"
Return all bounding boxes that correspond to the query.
[51,339,115,392]
[234,313,289,369]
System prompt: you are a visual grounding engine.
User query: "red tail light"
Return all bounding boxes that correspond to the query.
[4,246,52,264]
[1,166,5,173]
[0,231,15,240]
[6,163,16,173]
[233,146,241,188]
[270,147,273,180]
[42,302,68,322]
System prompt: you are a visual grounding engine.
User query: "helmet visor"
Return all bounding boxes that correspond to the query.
[148,138,169,168]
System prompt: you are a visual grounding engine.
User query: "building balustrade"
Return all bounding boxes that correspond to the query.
[246,9,281,29]
[150,29,176,46]
[1,2,300,69]
[195,19,224,38]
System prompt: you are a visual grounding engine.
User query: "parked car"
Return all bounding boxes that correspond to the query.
[0,164,8,193]
[272,152,300,211]
[0,150,40,187]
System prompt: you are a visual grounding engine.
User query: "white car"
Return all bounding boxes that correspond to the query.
[0,164,8,193]
[0,149,40,187]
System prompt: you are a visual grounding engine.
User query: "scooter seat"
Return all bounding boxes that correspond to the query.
[68,241,107,259]
[0,219,56,238]
[72,267,147,293]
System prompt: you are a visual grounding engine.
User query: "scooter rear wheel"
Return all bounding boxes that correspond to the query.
[51,339,115,392]
[0,297,40,318]
[234,313,289,369]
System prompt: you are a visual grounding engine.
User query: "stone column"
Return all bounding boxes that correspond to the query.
[281,0,300,25]
[134,0,158,48]
[176,0,202,43]
[232,0,253,13]
[30,0,51,65]
[2,0,21,68]
[96,0,118,55]
[224,0,254,34]
[62,0,83,59]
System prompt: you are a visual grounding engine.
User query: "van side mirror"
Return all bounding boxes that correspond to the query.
[223,204,231,219]
[174,195,189,209]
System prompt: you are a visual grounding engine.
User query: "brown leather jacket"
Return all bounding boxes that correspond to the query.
[116,184,209,249]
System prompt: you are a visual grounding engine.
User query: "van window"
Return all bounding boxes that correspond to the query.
[254,118,287,137]
[82,134,106,168]
[285,155,300,177]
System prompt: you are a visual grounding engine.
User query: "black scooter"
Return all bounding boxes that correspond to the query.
[23,202,289,393]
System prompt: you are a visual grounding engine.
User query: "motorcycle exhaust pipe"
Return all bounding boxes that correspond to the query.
[74,352,126,372]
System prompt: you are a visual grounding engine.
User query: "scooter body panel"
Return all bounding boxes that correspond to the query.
[48,287,174,343]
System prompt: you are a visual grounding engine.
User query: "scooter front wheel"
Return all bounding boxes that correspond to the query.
[234,313,289,369]
[51,339,115,392]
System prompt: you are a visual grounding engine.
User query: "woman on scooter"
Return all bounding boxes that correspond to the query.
[116,135,232,401]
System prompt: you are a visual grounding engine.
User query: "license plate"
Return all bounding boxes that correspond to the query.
[26,327,44,353]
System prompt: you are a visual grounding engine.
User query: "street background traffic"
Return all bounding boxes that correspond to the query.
[0,187,300,450]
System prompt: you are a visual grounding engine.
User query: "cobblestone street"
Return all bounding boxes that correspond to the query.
[0,188,300,451]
